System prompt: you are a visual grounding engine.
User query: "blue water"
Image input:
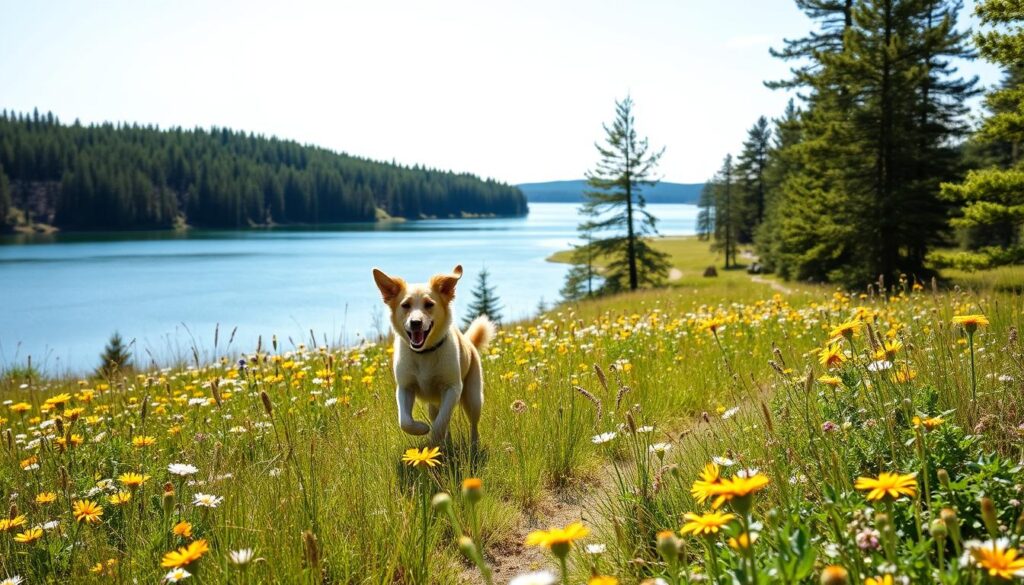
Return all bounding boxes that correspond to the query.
[0,203,698,373]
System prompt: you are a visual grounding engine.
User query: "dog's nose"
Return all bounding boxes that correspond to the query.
[409,319,423,331]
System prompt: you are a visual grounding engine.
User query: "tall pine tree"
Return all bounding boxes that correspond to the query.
[463,267,503,326]
[708,155,741,269]
[734,117,772,243]
[578,96,669,292]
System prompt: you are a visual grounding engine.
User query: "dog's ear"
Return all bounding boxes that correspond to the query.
[372,268,406,304]
[430,265,463,302]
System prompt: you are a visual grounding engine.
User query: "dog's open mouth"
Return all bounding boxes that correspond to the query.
[407,325,432,350]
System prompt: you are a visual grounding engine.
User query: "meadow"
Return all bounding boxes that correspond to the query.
[2,239,1024,584]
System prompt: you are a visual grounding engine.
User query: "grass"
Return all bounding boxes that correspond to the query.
[2,247,1024,583]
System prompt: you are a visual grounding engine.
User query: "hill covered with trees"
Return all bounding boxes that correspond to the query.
[0,110,527,231]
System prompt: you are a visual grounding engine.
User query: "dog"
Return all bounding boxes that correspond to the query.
[372,264,494,446]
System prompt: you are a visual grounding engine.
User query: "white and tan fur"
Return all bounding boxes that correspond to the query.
[372,264,494,445]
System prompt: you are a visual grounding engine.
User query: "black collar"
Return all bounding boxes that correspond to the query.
[411,332,449,354]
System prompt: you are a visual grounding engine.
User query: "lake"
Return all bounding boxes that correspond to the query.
[0,202,698,373]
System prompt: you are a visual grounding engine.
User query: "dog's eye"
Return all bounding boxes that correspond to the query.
[424,299,435,309]
[400,301,411,309]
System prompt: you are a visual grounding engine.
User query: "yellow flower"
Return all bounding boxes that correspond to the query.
[589,577,618,585]
[820,565,849,585]
[855,472,917,502]
[132,435,157,448]
[829,319,862,340]
[700,317,726,334]
[877,339,902,360]
[728,532,754,550]
[9,402,31,413]
[893,367,917,383]
[401,447,441,468]
[690,463,722,506]
[819,345,846,369]
[172,520,193,538]
[161,538,210,568]
[952,314,989,334]
[14,526,43,544]
[108,491,132,506]
[964,538,1024,580]
[680,510,736,536]
[818,375,842,387]
[864,575,895,585]
[525,521,589,558]
[72,499,104,524]
[35,492,57,505]
[912,416,943,430]
[710,472,771,509]
[43,393,72,407]
[118,472,151,488]
[0,514,27,532]
[19,455,38,469]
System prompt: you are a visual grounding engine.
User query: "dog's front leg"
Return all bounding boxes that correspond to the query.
[428,385,462,445]
[396,386,429,436]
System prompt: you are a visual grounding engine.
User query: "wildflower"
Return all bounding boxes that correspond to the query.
[0,515,27,532]
[721,406,740,419]
[118,472,151,489]
[855,472,917,502]
[32,491,56,506]
[168,463,199,476]
[875,339,902,360]
[588,577,618,585]
[591,431,617,444]
[228,548,255,566]
[401,446,441,467]
[728,532,755,550]
[462,477,483,503]
[894,367,917,383]
[172,520,193,538]
[700,317,726,334]
[43,393,72,407]
[691,462,722,505]
[819,345,846,369]
[0,576,25,585]
[856,527,881,550]
[818,375,842,387]
[164,568,192,582]
[829,319,862,340]
[108,491,132,506]
[9,402,31,413]
[72,500,104,524]
[681,510,736,536]
[132,435,157,448]
[952,314,989,334]
[863,575,895,585]
[912,416,943,430]
[963,538,1024,579]
[192,493,223,508]
[161,539,210,568]
[509,571,558,585]
[13,527,43,544]
[525,522,589,558]
[586,543,607,554]
[820,565,849,585]
[649,443,672,456]
[709,471,771,510]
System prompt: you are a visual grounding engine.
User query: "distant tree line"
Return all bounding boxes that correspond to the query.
[699,0,1024,286]
[0,110,527,231]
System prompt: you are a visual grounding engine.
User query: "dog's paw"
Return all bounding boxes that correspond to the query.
[400,420,430,436]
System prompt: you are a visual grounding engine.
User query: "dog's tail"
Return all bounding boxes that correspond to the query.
[464,315,496,351]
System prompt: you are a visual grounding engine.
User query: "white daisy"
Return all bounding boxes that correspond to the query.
[165,567,191,582]
[192,493,223,508]
[585,543,607,554]
[228,548,255,565]
[0,576,25,585]
[168,463,199,476]
[591,431,618,444]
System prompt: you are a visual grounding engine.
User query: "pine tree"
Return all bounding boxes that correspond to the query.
[579,96,670,292]
[708,155,741,269]
[696,182,715,241]
[937,2,1024,268]
[0,163,11,227]
[97,331,132,377]
[734,116,772,243]
[561,230,600,301]
[463,267,503,326]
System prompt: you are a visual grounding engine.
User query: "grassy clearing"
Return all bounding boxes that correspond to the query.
[2,253,1024,583]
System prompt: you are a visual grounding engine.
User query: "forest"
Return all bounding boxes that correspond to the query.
[0,110,527,231]
[697,0,1024,286]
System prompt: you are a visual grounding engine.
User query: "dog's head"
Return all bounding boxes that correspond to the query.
[372,265,463,351]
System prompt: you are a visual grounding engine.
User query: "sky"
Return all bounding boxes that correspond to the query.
[0,0,1004,185]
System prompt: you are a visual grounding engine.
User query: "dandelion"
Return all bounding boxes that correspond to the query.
[680,510,736,536]
[132,435,156,448]
[855,472,917,502]
[912,415,943,430]
[13,527,43,544]
[700,317,726,334]
[164,568,192,582]
[161,539,210,568]
[0,515,28,532]
[401,447,441,467]
[35,492,57,505]
[172,520,193,538]
[192,493,223,508]
[108,491,132,506]
[591,431,617,444]
[691,462,722,505]
[72,500,104,524]
[118,471,151,488]
[525,521,589,556]
[168,463,199,476]
[952,314,990,334]
[963,538,1024,580]
[708,471,770,511]
[819,345,846,369]
[829,319,862,340]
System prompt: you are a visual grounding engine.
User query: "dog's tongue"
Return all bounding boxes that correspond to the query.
[411,330,426,347]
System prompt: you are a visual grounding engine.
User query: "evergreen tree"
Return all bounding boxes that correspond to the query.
[463,267,503,326]
[561,230,600,301]
[97,331,132,377]
[708,155,741,269]
[579,96,670,292]
[756,100,804,273]
[696,182,715,241]
[761,0,976,285]
[734,116,772,243]
[937,2,1024,268]
[0,163,10,227]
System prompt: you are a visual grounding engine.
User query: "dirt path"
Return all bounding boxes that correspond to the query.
[750,274,794,294]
